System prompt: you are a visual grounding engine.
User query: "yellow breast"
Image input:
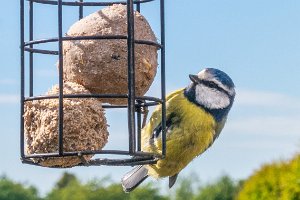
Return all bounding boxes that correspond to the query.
[141,89,216,178]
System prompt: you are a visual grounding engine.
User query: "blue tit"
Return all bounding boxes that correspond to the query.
[121,68,235,192]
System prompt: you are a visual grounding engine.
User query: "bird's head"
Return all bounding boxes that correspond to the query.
[185,68,235,110]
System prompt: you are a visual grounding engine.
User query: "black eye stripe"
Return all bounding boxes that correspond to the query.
[198,80,231,97]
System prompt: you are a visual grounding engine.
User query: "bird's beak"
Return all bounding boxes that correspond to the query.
[189,74,200,83]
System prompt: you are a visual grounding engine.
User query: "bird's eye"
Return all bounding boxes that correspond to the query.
[206,81,217,88]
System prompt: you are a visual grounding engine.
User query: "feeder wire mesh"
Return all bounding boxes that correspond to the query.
[20,0,166,167]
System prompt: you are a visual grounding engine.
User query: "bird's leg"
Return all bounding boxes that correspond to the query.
[141,105,149,128]
[136,100,149,128]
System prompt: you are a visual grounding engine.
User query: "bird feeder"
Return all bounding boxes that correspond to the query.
[20,0,166,167]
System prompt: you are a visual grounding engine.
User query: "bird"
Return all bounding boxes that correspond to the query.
[121,68,236,192]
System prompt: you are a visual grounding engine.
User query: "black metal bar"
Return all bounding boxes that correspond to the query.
[137,101,142,151]
[88,156,156,162]
[24,150,160,158]
[58,0,64,156]
[24,36,162,48]
[141,105,148,128]
[27,0,155,6]
[137,96,163,102]
[134,39,162,47]
[24,35,126,45]
[127,0,136,154]
[24,47,58,55]
[24,100,159,108]
[29,1,34,96]
[141,101,159,107]
[25,37,59,45]
[102,105,128,109]
[24,94,162,102]
[83,158,158,166]
[79,0,83,19]
[160,0,166,157]
[22,157,158,167]
[20,0,25,158]
[24,36,126,46]
[24,37,161,56]
[136,0,141,12]
[25,94,127,100]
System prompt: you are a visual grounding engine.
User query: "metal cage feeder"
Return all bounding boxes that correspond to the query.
[20,0,166,167]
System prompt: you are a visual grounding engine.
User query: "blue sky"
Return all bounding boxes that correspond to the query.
[1,0,300,196]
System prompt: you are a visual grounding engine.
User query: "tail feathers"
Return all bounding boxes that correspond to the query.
[169,173,178,189]
[121,165,149,192]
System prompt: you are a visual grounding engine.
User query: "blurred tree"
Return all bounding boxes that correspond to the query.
[87,181,129,200]
[88,180,169,200]
[237,154,300,200]
[193,175,241,200]
[45,172,90,200]
[55,172,77,189]
[46,172,169,200]
[0,176,40,200]
[280,155,300,200]
[175,177,196,200]
[129,183,170,200]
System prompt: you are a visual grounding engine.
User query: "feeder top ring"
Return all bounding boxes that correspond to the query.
[27,0,155,7]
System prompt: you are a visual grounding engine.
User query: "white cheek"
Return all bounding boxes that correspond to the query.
[195,85,230,109]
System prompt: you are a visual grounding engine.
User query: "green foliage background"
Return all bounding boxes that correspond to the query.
[237,154,300,200]
[1,154,299,200]
[0,175,40,200]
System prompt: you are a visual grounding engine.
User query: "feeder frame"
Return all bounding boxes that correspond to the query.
[20,0,166,167]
